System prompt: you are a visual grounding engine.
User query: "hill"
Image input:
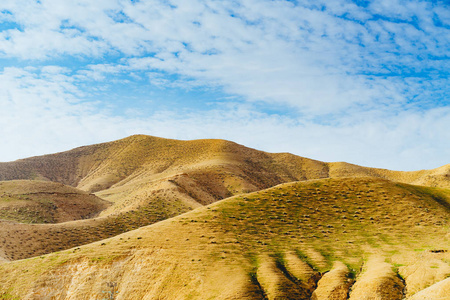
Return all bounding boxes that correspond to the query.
[1,135,449,193]
[0,135,449,215]
[0,192,189,261]
[0,177,449,299]
[0,180,109,224]
[328,161,450,189]
[0,135,449,264]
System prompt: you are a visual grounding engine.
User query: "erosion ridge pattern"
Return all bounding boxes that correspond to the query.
[0,177,449,299]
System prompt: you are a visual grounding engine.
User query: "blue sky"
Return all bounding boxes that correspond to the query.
[0,0,449,171]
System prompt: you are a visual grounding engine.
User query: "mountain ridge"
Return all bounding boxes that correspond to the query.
[1,135,448,192]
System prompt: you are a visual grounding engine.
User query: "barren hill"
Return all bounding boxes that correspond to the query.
[0,135,449,215]
[0,180,109,224]
[0,135,449,265]
[1,135,448,194]
[0,135,330,193]
[0,177,448,299]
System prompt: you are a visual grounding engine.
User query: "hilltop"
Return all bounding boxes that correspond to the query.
[0,135,449,263]
[0,177,448,299]
[0,135,449,216]
[1,135,448,194]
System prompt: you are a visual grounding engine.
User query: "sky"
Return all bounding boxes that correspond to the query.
[0,0,449,171]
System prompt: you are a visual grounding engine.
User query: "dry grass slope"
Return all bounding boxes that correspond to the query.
[0,135,448,220]
[0,180,109,224]
[0,135,449,298]
[0,177,448,299]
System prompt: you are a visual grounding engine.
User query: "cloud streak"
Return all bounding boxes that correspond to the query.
[0,0,448,170]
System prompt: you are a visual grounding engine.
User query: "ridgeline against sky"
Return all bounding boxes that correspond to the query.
[0,0,448,170]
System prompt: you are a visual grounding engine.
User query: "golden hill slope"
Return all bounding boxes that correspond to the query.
[1,135,448,194]
[0,177,448,299]
[0,135,448,214]
[0,180,109,224]
[0,135,449,265]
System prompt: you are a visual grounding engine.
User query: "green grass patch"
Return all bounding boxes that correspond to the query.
[0,290,20,300]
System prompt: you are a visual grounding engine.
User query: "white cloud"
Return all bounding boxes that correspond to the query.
[0,65,448,171]
[0,0,444,110]
[0,1,448,171]
[0,67,121,160]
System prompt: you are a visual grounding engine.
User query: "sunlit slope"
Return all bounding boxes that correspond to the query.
[328,161,450,189]
[0,187,192,261]
[0,135,448,199]
[0,177,448,299]
[0,135,329,211]
[0,180,110,224]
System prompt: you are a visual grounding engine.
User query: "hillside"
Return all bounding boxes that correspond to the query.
[0,177,448,299]
[0,135,449,264]
[0,135,449,216]
[0,180,110,224]
[1,135,448,195]
[0,188,190,261]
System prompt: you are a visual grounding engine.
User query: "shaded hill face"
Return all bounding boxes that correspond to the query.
[0,180,110,224]
[0,177,448,299]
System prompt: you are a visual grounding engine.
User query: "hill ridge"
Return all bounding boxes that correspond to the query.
[2,134,449,191]
[0,135,449,263]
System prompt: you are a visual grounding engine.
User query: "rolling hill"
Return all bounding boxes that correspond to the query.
[0,180,110,224]
[0,134,449,217]
[0,135,449,299]
[0,177,448,299]
[0,135,449,260]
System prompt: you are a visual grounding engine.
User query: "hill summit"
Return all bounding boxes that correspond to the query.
[0,135,449,299]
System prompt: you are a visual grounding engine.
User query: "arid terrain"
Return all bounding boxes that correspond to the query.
[0,135,449,299]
